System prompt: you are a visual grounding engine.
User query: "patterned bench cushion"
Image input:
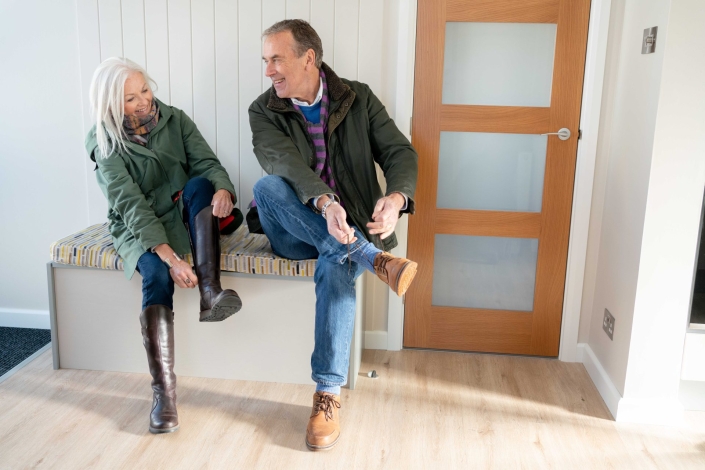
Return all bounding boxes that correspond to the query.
[50,223,316,277]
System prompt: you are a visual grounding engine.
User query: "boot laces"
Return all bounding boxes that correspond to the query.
[375,252,393,276]
[313,394,341,421]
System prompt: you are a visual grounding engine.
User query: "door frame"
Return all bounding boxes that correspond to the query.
[386,0,613,362]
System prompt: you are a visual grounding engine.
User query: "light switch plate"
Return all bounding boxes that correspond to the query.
[642,26,658,54]
[603,309,615,340]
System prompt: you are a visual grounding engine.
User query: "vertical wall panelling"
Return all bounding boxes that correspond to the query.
[357,0,383,95]
[77,0,110,224]
[215,0,240,203]
[239,1,264,207]
[286,0,310,21]
[262,0,286,93]
[77,0,405,337]
[168,0,193,117]
[122,0,147,67]
[145,0,171,104]
[98,0,124,59]
[191,0,217,150]
[310,0,335,68]
[333,0,359,80]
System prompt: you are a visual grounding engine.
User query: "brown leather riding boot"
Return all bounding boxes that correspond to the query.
[190,205,242,322]
[373,252,418,296]
[305,392,342,451]
[140,305,179,434]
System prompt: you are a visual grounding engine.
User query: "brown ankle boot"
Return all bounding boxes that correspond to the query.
[190,205,242,322]
[373,252,418,296]
[140,305,179,434]
[306,392,341,451]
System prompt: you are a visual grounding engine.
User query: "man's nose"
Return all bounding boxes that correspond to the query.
[265,62,275,77]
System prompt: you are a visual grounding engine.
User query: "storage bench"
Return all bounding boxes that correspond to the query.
[47,224,362,388]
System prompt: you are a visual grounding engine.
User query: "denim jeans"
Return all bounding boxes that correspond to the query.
[253,175,381,394]
[136,177,215,310]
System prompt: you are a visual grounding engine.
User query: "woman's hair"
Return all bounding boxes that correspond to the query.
[89,57,157,159]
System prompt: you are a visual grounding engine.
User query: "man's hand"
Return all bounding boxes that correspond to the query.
[318,196,357,244]
[366,193,405,240]
[212,189,234,218]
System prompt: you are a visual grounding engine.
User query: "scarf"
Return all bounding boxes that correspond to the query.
[291,70,340,200]
[123,100,159,146]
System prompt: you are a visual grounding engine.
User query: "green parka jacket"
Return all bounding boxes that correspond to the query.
[85,99,237,280]
[249,63,418,252]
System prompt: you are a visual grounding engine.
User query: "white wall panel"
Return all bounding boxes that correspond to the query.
[262,0,286,93]
[168,0,193,117]
[286,0,310,21]
[358,0,383,94]
[145,0,171,104]
[98,0,124,59]
[333,0,359,79]
[311,0,335,68]
[77,0,110,224]
[239,1,264,207]
[191,0,217,150]
[122,0,147,67]
[215,0,240,203]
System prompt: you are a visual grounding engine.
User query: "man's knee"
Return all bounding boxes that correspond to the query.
[253,175,287,202]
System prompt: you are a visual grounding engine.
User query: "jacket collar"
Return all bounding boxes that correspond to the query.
[266,62,349,111]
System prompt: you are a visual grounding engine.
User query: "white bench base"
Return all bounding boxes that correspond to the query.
[47,263,362,389]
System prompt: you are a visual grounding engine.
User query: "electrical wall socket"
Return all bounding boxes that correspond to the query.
[603,309,615,340]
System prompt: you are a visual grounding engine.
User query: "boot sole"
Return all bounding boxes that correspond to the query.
[199,295,243,322]
[305,434,340,451]
[149,424,180,434]
[395,261,418,296]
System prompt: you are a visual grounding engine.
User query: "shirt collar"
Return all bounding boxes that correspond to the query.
[290,77,323,107]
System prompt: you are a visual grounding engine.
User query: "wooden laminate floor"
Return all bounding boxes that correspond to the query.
[0,349,704,469]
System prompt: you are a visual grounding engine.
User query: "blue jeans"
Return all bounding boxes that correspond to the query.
[136,177,215,310]
[253,175,381,394]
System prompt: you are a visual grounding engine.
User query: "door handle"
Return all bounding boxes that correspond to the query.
[541,128,571,141]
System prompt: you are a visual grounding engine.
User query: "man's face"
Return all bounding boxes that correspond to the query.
[263,31,312,99]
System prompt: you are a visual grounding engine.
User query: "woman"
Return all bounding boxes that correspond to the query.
[86,57,242,434]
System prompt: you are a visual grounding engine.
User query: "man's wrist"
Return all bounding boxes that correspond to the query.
[389,192,406,210]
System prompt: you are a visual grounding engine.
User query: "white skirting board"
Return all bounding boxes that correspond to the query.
[578,343,685,425]
[364,330,388,350]
[0,308,50,329]
[48,263,362,389]
[577,343,622,419]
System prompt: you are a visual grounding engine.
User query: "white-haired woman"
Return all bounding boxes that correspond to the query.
[86,57,242,434]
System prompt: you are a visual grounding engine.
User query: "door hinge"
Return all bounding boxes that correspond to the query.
[578,129,583,140]
[409,116,413,136]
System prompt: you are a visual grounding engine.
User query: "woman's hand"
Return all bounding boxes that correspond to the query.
[212,189,234,218]
[154,244,198,289]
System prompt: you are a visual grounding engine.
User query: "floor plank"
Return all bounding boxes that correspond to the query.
[0,349,703,469]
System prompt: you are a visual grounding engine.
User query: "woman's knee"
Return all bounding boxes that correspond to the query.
[183,176,215,200]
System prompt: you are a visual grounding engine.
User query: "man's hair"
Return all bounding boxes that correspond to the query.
[263,19,323,68]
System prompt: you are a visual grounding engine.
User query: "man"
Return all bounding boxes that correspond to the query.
[249,19,418,451]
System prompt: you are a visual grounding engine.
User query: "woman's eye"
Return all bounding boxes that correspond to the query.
[127,98,134,102]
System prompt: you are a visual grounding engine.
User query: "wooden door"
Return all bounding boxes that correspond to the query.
[405,0,591,356]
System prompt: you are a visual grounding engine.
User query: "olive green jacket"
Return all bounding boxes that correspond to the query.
[248,63,418,251]
[85,99,237,279]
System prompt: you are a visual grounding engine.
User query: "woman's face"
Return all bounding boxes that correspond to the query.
[123,72,153,117]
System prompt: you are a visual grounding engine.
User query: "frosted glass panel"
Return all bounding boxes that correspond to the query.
[432,235,539,311]
[443,22,557,106]
[437,132,547,212]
